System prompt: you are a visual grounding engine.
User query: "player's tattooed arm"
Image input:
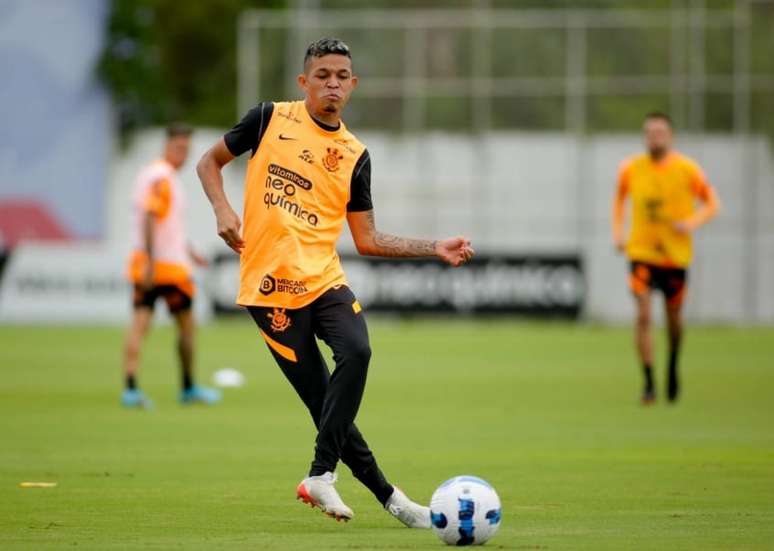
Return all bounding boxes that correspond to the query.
[367,211,437,257]
[347,209,475,267]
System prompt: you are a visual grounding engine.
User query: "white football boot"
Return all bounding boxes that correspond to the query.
[385,487,431,528]
[296,471,354,522]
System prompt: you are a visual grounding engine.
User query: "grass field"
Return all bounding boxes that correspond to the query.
[1,319,772,550]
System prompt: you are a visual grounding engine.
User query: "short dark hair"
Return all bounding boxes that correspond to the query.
[304,37,351,69]
[644,111,672,127]
[166,122,193,139]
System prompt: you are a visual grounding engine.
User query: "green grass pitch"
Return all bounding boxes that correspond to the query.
[1,319,772,550]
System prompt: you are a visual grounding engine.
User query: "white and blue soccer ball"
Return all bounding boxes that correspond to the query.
[429,475,502,546]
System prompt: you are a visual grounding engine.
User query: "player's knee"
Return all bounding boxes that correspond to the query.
[177,332,194,351]
[636,310,651,328]
[667,303,683,320]
[307,398,325,425]
[667,310,682,325]
[667,314,683,335]
[125,338,141,359]
[345,336,371,366]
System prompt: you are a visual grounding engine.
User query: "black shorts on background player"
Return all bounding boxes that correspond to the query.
[629,261,688,307]
[133,284,192,313]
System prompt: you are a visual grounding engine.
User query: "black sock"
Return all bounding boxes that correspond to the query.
[668,344,680,376]
[667,338,681,400]
[126,374,137,390]
[182,371,193,391]
[642,363,654,392]
[353,463,394,507]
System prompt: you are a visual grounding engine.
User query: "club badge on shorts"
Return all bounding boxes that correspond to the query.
[268,308,291,333]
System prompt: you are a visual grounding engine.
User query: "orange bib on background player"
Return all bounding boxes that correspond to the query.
[127,159,194,296]
[617,151,713,268]
[237,101,366,308]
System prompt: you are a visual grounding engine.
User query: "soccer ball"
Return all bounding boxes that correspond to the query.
[212,368,245,387]
[429,475,502,546]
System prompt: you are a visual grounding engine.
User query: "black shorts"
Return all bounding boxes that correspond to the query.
[629,261,688,307]
[132,284,193,313]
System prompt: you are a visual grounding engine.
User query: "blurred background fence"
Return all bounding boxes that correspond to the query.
[237,3,774,135]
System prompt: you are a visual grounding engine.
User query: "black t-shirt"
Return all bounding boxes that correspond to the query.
[223,102,373,212]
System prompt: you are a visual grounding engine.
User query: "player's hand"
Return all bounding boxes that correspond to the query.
[672,220,692,235]
[215,204,244,254]
[614,238,626,253]
[435,236,475,267]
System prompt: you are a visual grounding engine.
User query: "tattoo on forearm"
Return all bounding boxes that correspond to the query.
[373,232,437,257]
[366,210,437,257]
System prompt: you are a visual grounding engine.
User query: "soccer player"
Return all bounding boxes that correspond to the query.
[612,112,720,404]
[123,123,222,408]
[197,38,474,525]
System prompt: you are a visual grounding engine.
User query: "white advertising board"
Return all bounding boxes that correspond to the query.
[0,243,211,324]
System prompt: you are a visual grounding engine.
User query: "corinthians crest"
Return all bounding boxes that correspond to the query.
[323,147,343,172]
[267,308,291,332]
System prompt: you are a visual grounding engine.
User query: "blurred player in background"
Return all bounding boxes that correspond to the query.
[197,38,474,525]
[123,123,221,408]
[612,112,720,404]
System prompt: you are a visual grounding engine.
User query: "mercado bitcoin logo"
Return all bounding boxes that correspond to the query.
[258,274,308,297]
[276,278,308,295]
[259,274,276,295]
